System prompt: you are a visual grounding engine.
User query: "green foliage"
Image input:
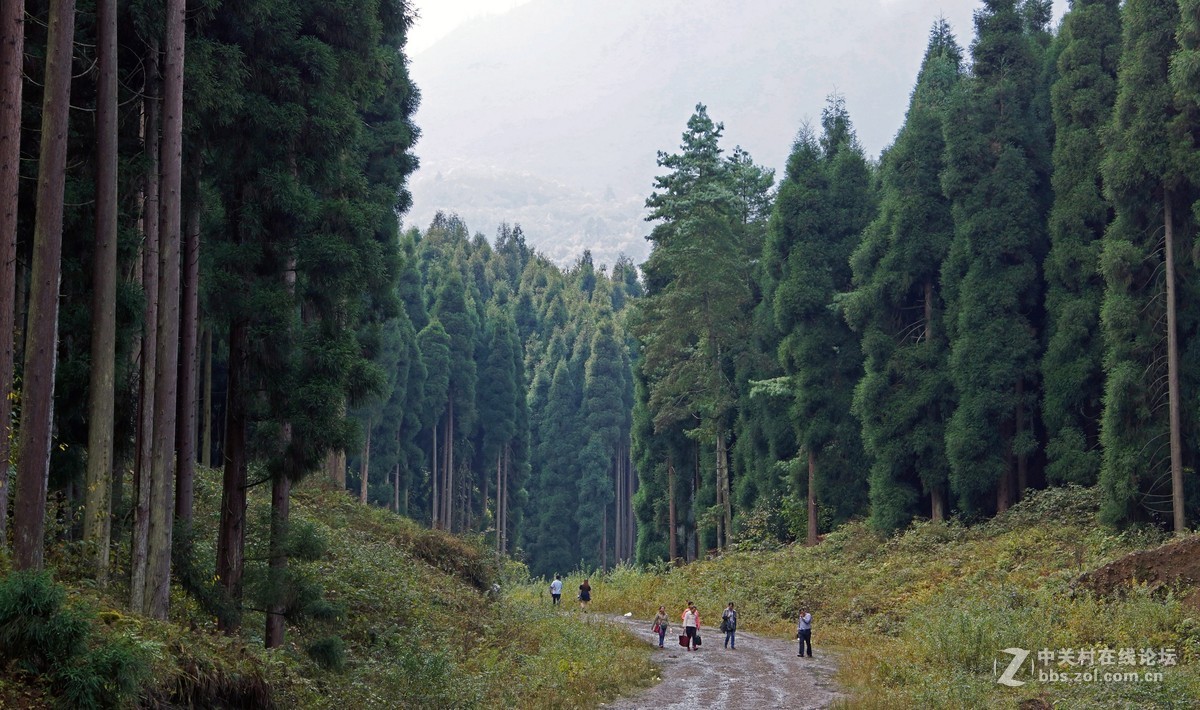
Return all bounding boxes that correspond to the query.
[0,573,151,709]
[305,636,346,672]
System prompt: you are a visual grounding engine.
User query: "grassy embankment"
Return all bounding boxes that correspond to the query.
[0,466,657,709]
[513,487,1200,708]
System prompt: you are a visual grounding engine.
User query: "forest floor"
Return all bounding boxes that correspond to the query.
[597,613,843,709]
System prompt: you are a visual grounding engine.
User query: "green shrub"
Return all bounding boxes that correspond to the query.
[0,572,89,672]
[306,635,346,671]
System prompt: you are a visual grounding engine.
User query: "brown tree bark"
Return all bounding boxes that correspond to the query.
[83,0,119,584]
[175,192,200,524]
[806,450,817,547]
[144,0,186,619]
[216,318,248,631]
[667,455,676,561]
[359,424,371,504]
[430,418,438,527]
[0,0,25,553]
[1165,191,1185,533]
[264,469,291,648]
[201,325,212,468]
[13,0,76,571]
[130,42,160,611]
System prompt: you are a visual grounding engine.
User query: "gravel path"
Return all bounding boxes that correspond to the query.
[599,614,844,709]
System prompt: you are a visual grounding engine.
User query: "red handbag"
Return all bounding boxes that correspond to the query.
[678,634,689,648]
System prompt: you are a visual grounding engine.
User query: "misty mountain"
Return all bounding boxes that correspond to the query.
[406,0,1063,267]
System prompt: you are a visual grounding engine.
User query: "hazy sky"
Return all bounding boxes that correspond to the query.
[408,0,535,55]
[403,1,1072,264]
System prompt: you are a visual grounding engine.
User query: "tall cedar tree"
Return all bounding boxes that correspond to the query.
[941,0,1050,516]
[578,314,625,567]
[0,0,23,551]
[1099,0,1200,529]
[767,98,874,543]
[1042,0,1120,487]
[845,22,962,533]
[13,0,76,571]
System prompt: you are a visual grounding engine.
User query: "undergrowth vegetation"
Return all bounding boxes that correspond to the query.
[0,466,656,708]
[514,486,1200,708]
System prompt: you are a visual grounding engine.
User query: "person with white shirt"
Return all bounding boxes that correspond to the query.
[682,603,701,651]
[797,608,813,657]
[549,574,563,606]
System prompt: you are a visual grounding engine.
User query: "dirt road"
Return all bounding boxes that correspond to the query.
[600,614,844,709]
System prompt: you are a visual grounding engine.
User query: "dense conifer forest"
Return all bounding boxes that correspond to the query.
[3,0,1200,705]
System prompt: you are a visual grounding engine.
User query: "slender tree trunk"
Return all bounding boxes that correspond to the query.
[718,430,732,549]
[145,0,186,620]
[130,43,160,610]
[201,325,212,468]
[431,419,438,528]
[82,0,118,583]
[0,0,25,554]
[447,398,455,532]
[693,443,700,560]
[216,318,248,631]
[175,192,200,523]
[1165,191,1185,533]
[806,450,817,547]
[359,424,371,504]
[493,450,500,553]
[264,465,291,647]
[1015,378,1027,500]
[931,488,945,522]
[13,0,76,571]
[667,455,676,561]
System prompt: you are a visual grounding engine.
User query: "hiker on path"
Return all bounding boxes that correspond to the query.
[550,575,563,606]
[579,579,592,611]
[797,608,813,657]
[682,603,701,651]
[721,602,738,650]
[653,605,669,649]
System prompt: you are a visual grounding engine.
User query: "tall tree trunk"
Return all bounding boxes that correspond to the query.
[717,429,731,549]
[216,318,249,631]
[130,42,160,610]
[1015,378,1027,500]
[84,0,119,583]
[359,424,371,504]
[201,325,212,468]
[1165,191,1185,533]
[264,465,291,648]
[667,455,676,561]
[431,418,438,528]
[693,442,700,561]
[446,398,455,532]
[924,277,946,522]
[806,450,817,547]
[13,0,76,571]
[0,0,25,554]
[145,0,186,620]
[175,191,200,523]
[614,451,621,563]
[493,450,500,554]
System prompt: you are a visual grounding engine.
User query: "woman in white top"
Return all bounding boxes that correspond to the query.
[681,604,701,651]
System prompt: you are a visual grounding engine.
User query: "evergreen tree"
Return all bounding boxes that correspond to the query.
[941,0,1050,515]
[1099,0,1200,529]
[1041,0,1121,487]
[845,21,962,533]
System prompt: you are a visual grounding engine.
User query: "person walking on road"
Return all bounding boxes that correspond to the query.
[682,603,701,651]
[721,602,738,649]
[797,608,813,657]
[578,579,592,611]
[653,605,669,649]
[550,575,563,606]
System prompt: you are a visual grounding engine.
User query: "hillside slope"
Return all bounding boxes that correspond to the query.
[0,468,657,709]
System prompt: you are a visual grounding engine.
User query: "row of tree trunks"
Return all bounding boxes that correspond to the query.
[0,0,25,554]
[12,0,76,571]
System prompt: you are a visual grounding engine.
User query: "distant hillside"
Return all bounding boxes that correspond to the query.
[406,0,1065,265]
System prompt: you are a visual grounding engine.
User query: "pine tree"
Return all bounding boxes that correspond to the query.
[1042,0,1121,487]
[845,21,962,533]
[941,0,1050,515]
[0,0,21,553]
